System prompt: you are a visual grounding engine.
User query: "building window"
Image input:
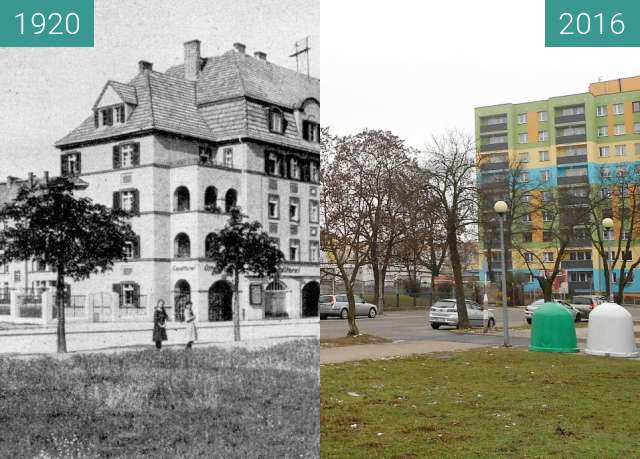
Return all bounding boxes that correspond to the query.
[114,190,139,213]
[539,150,549,161]
[543,252,554,262]
[310,241,319,262]
[173,186,190,212]
[309,200,319,223]
[100,107,113,126]
[596,105,607,117]
[518,152,529,163]
[517,113,527,124]
[517,172,529,183]
[600,167,611,179]
[538,131,548,142]
[540,170,551,183]
[558,105,584,116]
[289,239,300,261]
[523,232,533,243]
[597,126,608,137]
[204,186,219,213]
[604,229,614,240]
[268,195,279,219]
[199,146,214,164]
[522,213,532,223]
[634,102,640,113]
[174,233,191,258]
[617,166,627,177]
[599,146,609,157]
[115,105,125,124]
[559,126,585,137]
[289,198,300,222]
[266,152,281,176]
[570,272,593,283]
[538,111,548,122]
[541,191,552,202]
[522,193,532,203]
[290,157,301,180]
[113,143,140,169]
[119,282,140,309]
[613,103,624,115]
[616,145,627,156]
[524,252,534,263]
[302,120,320,142]
[543,211,553,222]
[225,189,238,212]
[543,231,553,242]
[310,162,320,183]
[223,148,234,168]
[635,143,640,155]
[61,152,81,176]
[123,236,140,259]
[518,133,528,144]
[14,270,21,282]
[615,124,625,136]
[268,108,285,134]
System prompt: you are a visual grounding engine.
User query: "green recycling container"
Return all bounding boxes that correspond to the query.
[529,302,578,353]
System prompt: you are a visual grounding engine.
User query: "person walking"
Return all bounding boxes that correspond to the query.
[153,299,169,349]
[184,301,198,350]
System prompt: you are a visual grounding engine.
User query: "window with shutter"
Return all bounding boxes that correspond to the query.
[134,235,141,258]
[112,191,120,210]
[132,189,139,213]
[131,143,140,166]
[113,145,121,169]
[61,155,69,176]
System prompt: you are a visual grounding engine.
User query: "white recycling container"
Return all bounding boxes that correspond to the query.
[585,302,639,358]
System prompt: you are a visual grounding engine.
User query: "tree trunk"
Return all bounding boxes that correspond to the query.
[448,230,469,328]
[233,270,240,341]
[538,278,553,302]
[378,266,386,315]
[371,263,380,306]
[430,271,436,307]
[56,267,66,353]
[603,264,611,299]
[344,285,359,336]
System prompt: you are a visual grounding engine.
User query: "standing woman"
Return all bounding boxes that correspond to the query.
[153,299,169,349]
[184,301,198,349]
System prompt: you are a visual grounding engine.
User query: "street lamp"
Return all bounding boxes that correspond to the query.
[494,200,511,347]
[602,217,614,302]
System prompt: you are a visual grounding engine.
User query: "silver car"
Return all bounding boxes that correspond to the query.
[428,299,495,329]
[524,299,578,324]
[570,295,607,320]
[319,294,378,319]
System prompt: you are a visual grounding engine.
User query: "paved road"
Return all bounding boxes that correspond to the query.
[320,307,640,347]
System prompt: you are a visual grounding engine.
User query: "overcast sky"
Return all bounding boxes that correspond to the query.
[321,0,640,149]
[0,0,319,178]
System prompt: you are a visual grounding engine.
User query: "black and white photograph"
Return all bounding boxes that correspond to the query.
[0,1,319,457]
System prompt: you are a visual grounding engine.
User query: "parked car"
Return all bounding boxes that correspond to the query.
[570,295,607,320]
[524,299,578,324]
[319,294,378,319]
[428,299,495,329]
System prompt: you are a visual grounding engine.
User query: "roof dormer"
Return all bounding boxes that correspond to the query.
[92,81,138,129]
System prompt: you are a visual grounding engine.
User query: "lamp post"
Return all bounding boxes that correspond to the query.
[602,217,614,302]
[494,200,511,347]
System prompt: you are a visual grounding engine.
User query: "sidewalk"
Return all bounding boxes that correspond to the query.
[320,339,487,364]
[0,318,319,355]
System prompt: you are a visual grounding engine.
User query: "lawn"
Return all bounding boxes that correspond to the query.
[0,339,319,458]
[321,334,391,349]
[321,348,640,458]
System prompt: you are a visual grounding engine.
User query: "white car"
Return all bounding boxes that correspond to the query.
[524,299,578,324]
[428,299,495,329]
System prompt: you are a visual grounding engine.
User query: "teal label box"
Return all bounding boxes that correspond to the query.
[0,0,93,47]
[546,0,640,47]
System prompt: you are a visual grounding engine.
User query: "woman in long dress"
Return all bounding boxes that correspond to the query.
[184,301,198,349]
[153,300,168,349]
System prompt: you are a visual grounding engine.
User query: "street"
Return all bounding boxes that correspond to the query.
[321,307,640,346]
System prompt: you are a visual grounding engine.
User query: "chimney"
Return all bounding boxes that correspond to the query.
[139,60,153,73]
[43,171,49,183]
[254,51,267,61]
[233,42,246,54]
[184,39,201,81]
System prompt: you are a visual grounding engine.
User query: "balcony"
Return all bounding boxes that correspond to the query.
[557,154,588,165]
[555,113,586,125]
[480,123,508,134]
[561,259,593,269]
[556,134,587,145]
[558,175,589,186]
[567,238,592,248]
[480,142,508,152]
[568,281,593,292]
[479,161,509,171]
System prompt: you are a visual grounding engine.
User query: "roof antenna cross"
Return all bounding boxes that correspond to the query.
[290,36,311,78]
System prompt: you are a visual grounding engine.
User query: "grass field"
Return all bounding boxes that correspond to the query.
[0,339,319,458]
[321,348,640,458]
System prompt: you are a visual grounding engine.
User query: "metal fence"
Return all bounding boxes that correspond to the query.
[17,291,43,318]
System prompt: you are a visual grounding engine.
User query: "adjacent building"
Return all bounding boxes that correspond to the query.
[1,40,320,322]
[476,75,640,300]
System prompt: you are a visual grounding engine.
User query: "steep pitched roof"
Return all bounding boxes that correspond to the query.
[165,50,320,108]
[109,81,138,105]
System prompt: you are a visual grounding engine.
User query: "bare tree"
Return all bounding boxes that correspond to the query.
[320,128,369,336]
[423,131,477,328]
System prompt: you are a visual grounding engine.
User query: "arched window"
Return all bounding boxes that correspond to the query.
[204,186,219,212]
[173,186,190,212]
[225,189,238,212]
[174,233,191,258]
[204,232,216,258]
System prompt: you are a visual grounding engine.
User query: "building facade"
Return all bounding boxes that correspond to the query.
[476,75,640,299]
[1,40,320,322]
